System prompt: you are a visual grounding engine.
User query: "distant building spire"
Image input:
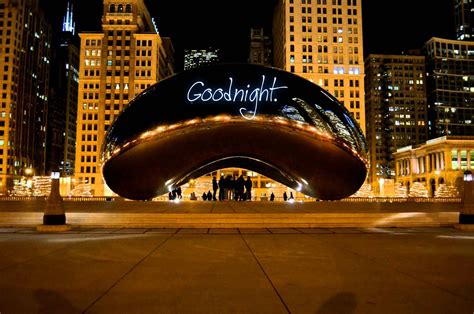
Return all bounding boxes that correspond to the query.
[62,2,75,35]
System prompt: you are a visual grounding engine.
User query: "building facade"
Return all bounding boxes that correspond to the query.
[47,2,79,176]
[183,48,219,71]
[75,0,174,196]
[455,0,473,41]
[394,136,474,197]
[0,0,52,194]
[365,54,428,189]
[272,0,366,133]
[160,37,175,77]
[424,38,474,138]
[248,27,272,66]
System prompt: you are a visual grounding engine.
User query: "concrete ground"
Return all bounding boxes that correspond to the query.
[0,227,472,313]
[0,199,462,213]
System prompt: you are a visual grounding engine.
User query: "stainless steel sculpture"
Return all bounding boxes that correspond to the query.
[102,64,368,200]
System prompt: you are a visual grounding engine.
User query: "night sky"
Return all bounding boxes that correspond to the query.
[44,0,455,71]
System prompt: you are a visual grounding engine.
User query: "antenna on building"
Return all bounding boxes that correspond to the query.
[152,17,159,34]
[62,2,76,36]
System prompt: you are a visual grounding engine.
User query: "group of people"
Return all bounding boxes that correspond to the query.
[170,175,296,202]
[168,187,182,200]
[282,191,294,201]
[202,175,253,201]
[267,191,294,201]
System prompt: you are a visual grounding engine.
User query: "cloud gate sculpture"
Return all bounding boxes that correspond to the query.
[102,64,368,200]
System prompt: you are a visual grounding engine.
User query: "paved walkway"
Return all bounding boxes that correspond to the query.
[0,199,462,213]
[0,227,472,313]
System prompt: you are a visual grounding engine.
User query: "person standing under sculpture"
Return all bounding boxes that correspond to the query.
[218,175,225,201]
[283,192,288,201]
[212,176,218,201]
[244,176,253,201]
[236,175,245,201]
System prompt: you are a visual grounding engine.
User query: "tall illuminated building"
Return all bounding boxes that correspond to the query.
[454,0,473,41]
[248,28,272,66]
[424,38,474,138]
[365,54,428,188]
[273,0,366,133]
[47,2,79,176]
[184,48,220,71]
[75,0,175,196]
[0,0,51,194]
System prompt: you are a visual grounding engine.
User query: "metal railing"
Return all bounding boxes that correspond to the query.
[0,196,462,203]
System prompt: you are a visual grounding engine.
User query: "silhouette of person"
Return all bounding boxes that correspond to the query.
[202,192,207,201]
[289,192,294,200]
[206,190,212,201]
[177,186,182,199]
[283,192,288,201]
[212,176,218,201]
[236,175,245,201]
[270,192,275,201]
[244,176,252,201]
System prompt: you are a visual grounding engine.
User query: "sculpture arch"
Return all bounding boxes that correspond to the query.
[102,64,368,200]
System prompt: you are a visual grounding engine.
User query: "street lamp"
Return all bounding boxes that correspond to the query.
[24,168,33,176]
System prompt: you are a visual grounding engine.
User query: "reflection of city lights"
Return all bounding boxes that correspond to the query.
[25,168,33,175]
[288,199,295,203]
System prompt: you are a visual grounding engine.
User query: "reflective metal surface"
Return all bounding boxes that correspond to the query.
[102,64,368,200]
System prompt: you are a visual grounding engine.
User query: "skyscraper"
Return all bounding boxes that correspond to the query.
[272,0,365,133]
[454,0,474,41]
[424,38,474,138]
[365,54,428,188]
[248,28,272,66]
[0,0,52,194]
[183,48,220,71]
[75,0,175,196]
[47,2,79,176]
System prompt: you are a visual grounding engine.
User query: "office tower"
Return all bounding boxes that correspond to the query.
[365,54,428,188]
[248,27,272,66]
[454,0,474,40]
[424,38,474,138]
[160,37,175,77]
[75,0,175,196]
[47,2,79,176]
[273,0,365,133]
[184,48,220,71]
[0,0,52,194]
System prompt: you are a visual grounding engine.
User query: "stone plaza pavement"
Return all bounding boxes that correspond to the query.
[0,200,462,228]
[0,227,473,313]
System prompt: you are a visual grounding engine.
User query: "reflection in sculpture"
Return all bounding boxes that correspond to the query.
[102,64,368,200]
